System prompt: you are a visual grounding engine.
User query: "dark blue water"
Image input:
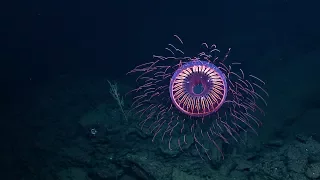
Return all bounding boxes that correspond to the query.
[1,0,320,179]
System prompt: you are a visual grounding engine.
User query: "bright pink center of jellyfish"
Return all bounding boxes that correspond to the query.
[169,60,228,117]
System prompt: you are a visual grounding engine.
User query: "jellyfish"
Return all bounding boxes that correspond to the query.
[127,35,268,160]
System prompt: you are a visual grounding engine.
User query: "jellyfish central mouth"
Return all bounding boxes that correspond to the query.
[193,83,204,94]
[188,74,209,96]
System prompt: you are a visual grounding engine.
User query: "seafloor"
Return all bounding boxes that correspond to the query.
[5,49,320,180]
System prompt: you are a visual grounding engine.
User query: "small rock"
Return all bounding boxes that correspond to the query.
[305,162,320,179]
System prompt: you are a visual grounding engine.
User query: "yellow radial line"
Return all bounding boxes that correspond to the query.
[200,65,206,73]
[185,95,192,110]
[213,82,222,87]
[172,82,183,90]
[203,67,210,74]
[197,65,201,72]
[211,79,223,83]
[174,89,185,99]
[173,87,184,97]
[202,96,208,108]
[184,95,194,111]
[211,77,222,82]
[210,85,223,95]
[173,83,183,90]
[209,94,218,106]
[188,95,194,111]
[185,68,192,74]
[188,94,196,112]
[191,98,197,112]
[208,93,218,103]
[183,96,190,110]
[177,73,188,79]
[197,97,202,113]
[208,76,221,80]
[173,86,182,93]
[195,66,200,72]
[181,69,190,75]
[179,70,189,75]
[174,80,184,85]
[206,68,216,75]
[173,80,184,85]
[173,79,184,84]
[180,92,189,105]
[202,66,208,73]
[198,66,203,73]
[192,66,199,73]
[173,88,183,94]
[200,97,206,112]
[211,87,224,96]
[195,97,200,112]
[173,90,183,97]
[173,82,184,89]
[181,70,190,76]
[206,98,211,111]
[180,69,190,76]
[205,97,211,111]
[182,68,191,73]
[206,95,214,107]
[212,81,223,85]
[211,90,223,98]
[196,66,201,72]
[190,95,196,112]
[173,92,183,102]
[175,75,187,79]
[213,84,224,90]
[207,70,218,75]
[192,97,197,112]
[191,66,195,73]
[208,73,220,79]
[211,91,222,101]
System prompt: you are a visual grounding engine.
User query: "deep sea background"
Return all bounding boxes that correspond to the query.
[1,0,320,179]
